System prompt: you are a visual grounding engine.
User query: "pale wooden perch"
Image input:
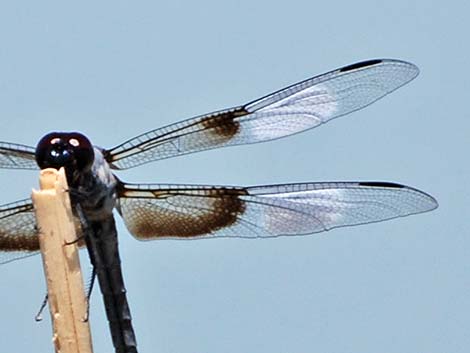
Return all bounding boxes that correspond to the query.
[32,168,93,353]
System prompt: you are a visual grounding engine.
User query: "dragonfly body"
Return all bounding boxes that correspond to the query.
[76,150,137,353]
[0,59,438,352]
[36,132,137,352]
[83,216,136,353]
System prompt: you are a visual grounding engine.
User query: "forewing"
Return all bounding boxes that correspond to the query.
[0,199,40,264]
[116,181,437,239]
[0,142,38,170]
[106,59,418,169]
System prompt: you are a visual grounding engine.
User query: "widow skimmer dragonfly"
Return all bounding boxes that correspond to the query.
[0,59,437,353]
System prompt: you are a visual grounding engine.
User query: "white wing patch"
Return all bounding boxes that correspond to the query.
[243,84,337,140]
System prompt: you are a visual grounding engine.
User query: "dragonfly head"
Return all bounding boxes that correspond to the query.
[35,132,95,184]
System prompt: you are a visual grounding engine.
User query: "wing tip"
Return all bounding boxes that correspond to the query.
[359,181,439,212]
[339,58,419,79]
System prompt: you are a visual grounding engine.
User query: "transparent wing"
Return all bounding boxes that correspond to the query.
[116,181,437,239]
[0,199,40,264]
[106,59,419,169]
[0,142,38,170]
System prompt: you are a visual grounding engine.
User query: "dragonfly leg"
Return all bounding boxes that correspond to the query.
[64,202,88,246]
[64,235,85,246]
[35,293,48,322]
[82,266,96,322]
[73,203,96,323]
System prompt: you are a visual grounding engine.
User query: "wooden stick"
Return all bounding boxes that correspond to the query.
[32,168,93,353]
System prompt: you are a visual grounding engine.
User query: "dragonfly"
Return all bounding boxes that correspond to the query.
[0,59,437,353]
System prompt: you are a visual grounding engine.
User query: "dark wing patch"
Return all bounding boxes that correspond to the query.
[105,59,419,169]
[115,182,437,240]
[200,108,247,141]
[117,185,248,238]
[0,142,38,170]
[0,199,87,264]
[0,199,40,264]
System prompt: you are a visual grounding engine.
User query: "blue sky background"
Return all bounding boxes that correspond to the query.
[0,1,467,352]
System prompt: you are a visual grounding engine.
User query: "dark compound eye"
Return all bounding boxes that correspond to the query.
[35,132,94,175]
